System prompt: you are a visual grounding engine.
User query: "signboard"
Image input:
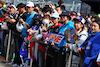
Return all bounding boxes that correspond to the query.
[44,33,64,45]
[65,29,75,44]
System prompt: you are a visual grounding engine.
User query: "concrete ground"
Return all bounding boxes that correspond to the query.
[0,60,12,67]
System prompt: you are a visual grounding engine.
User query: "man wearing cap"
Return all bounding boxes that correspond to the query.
[5,5,23,66]
[16,3,28,24]
[59,10,75,35]
[5,5,17,24]
[56,10,75,67]
[22,2,35,37]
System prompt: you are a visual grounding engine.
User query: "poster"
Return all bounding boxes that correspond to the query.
[44,33,64,45]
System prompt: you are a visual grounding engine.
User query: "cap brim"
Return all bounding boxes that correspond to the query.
[51,17,59,18]
[60,14,70,16]
[74,18,80,22]
[26,5,34,7]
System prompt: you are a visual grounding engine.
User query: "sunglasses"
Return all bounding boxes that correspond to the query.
[26,6,31,8]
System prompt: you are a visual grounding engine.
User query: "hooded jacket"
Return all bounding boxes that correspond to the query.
[80,32,100,67]
[68,30,88,64]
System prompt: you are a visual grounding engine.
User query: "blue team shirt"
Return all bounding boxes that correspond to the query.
[22,12,35,37]
[25,12,35,25]
[58,20,75,47]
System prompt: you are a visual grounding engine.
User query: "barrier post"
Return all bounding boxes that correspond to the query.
[68,50,73,67]
[6,29,11,62]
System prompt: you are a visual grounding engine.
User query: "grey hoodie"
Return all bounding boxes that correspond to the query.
[67,30,88,64]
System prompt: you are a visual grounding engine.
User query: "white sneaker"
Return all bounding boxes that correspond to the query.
[7,62,14,65]
[12,64,19,67]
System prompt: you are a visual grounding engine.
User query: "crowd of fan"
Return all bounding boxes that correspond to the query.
[0,0,100,67]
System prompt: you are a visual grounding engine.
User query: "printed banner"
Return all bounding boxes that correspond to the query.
[65,29,75,44]
[44,33,64,45]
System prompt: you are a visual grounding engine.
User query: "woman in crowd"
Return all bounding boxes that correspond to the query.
[45,13,62,67]
[77,18,100,67]
[65,17,88,67]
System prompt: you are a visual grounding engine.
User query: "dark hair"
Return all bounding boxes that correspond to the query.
[39,8,42,12]
[34,9,39,13]
[93,18,100,28]
[7,5,11,9]
[88,14,92,17]
[16,3,26,8]
[34,4,40,8]
[74,20,84,31]
[91,15,98,20]
[42,6,52,14]
[58,0,64,5]
[67,16,71,20]
[43,15,50,19]
[60,5,65,10]
[56,6,62,10]
[56,5,65,11]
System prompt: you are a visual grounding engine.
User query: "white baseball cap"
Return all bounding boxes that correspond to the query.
[11,5,17,10]
[26,2,34,7]
[51,13,59,18]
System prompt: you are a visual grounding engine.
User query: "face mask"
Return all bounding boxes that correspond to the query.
[43,19,49,25]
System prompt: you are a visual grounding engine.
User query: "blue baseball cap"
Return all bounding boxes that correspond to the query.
[60,10,70,16]
[32,14,41,20]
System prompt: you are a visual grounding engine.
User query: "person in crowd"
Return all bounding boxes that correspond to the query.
[65,17,88,67]
[26,14,42,67]
[16,3,28,24]
[0,2,4,19]
[70,11,77,22]
[58,0,65,7]
[52,10,75,67]
[1,5,21,66]
[87,14,92,23]
[8,5,23,67]
[85,15,99,35]
[0,1,5,58]
[34,4,40,12]
[14,3,29,66]
[45,13,62,67]
[7,5,11,11]
[0,8,9,61]
[36,14,52,67]
[56,6,63,15]
[34,9,39,14]
[39,8,43,15]
[10,5,17,18]
[22,2,35,37]
[77,18,100,67]
[42,5,52,16]
[59,10,75,35]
